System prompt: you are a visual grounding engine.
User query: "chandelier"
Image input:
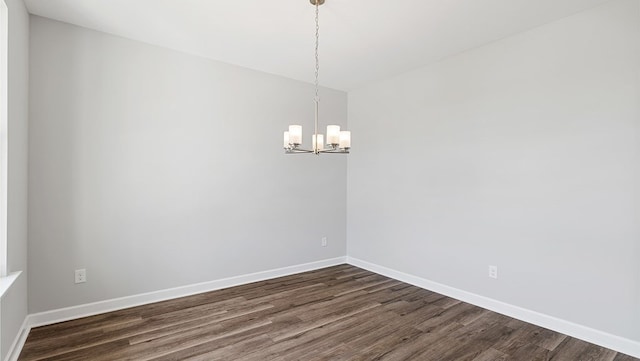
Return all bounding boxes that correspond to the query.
[283,0,351,154]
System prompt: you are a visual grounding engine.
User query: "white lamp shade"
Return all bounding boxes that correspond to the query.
[339,131,351,149]
[326,125,340,145]
[283,131,290,148]
[289,125,302,145]
[312,134,324,152]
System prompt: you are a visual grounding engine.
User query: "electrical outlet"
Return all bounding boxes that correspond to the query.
[488,265,498,279]
[321,237,327,247]
[75,269,87,284]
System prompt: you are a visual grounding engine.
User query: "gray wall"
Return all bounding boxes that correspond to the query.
[347,0,640,342]
[28,16,347,313]
[1,0,29,358]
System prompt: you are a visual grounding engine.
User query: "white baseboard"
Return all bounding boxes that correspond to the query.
[346,256,640,359]
[4,317,29,361]
[10,256,638,359]
[27,256,346,329]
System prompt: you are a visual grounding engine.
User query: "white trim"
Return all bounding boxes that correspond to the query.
[0,0,9,278]
[27,257,346,328]
[346,256,640,359]
[4,317,29,361]
[0,271,20,299]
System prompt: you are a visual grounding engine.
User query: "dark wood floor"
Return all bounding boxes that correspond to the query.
[19,265,638,361]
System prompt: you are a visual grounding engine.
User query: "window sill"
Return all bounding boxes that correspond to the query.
[0,271,22,299]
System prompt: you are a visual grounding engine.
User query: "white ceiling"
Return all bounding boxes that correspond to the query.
[24,0,611,91]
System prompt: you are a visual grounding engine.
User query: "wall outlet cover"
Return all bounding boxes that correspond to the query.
[75,269,87,284]
[489,265,498,279]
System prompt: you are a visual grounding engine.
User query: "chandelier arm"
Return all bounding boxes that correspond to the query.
[318,150,350,154]
[285,148,315,154]
[286,149,348,154]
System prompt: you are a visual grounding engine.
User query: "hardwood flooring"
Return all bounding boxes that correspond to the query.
[19,265,638,361]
